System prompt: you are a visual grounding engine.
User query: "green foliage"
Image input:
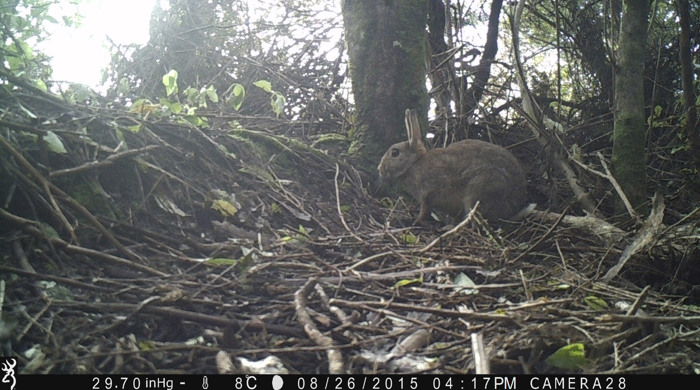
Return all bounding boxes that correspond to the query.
[400,231,419,244]
[545,343,587,371]
[224,83,246,111]
[67,179,116,219]
[393,278,423,288]
[253,80,272,92]
[123,70,215,127]
[102,0,343,123]
[253,80,286,117]
[209,189,240,217]
[134,68,286,126]
[584,295,609,311]
[205,247,257,273]
[38,280,74,300]
[162,69,179,96]
[42,131,67,154]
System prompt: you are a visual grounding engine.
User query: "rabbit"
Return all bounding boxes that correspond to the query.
[378,109,527,224]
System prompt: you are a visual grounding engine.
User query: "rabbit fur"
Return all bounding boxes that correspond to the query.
[378,109,527,223]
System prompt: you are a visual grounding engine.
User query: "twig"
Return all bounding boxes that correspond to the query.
[471,332,490,374]
[596,152,640,222]
[0,134,77,243]
[0,208,164,276]
[626,285,650,316]
[418,202,479,253]
[294,279,344,374]
[331,298,519,323]
[334,163,363,242]
[56,301,307,338]
[0,136,139,260]
[519,269,533,301]
[607,327,700,372]
[598,314,700,325]
[509,206,569,263]
[49,145,159,178]
[602,194,665,281]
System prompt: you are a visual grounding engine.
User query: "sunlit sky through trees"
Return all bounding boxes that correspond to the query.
[38,0,156,87]
[36,0,500,93]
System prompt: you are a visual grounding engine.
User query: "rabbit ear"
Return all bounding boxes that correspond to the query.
[405,109,414,143]
[405,109,426,153]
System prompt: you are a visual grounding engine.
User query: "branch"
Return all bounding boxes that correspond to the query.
[510,1,600,217]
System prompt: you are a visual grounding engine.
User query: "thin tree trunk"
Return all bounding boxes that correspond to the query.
[611,0,649,213]
[458,0,502,127]
[675,0,700,168]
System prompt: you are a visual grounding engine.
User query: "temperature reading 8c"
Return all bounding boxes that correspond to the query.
[234,376,257,389]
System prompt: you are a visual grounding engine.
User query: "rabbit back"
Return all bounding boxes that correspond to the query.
[378,109,526,223]
[393,139,526,222]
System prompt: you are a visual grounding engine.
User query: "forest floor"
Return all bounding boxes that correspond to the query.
[1,82,699,375]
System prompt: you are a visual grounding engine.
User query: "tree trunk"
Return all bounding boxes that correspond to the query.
[611,0,649,214]
[458,0,502,130]
[342,0,429,175]
[675,0,700,169]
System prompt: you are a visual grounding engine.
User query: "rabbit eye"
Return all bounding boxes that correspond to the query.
[391,148,400,157]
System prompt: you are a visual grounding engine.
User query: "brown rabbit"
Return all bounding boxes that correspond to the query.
[378,109,527,223]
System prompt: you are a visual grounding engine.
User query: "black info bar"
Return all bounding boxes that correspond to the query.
[11,374,677,390]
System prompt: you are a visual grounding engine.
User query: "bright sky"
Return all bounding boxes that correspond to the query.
[38,0,156,87]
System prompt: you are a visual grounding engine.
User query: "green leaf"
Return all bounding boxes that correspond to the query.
[112,127,125,143]
[270,91,285,116]
[162,69,179,96]
[182,115,207,127]
[211,199,238,216]
[236,247,256,272]
[394,278,422,288]
[205,86,219,103]
[545,343,586,370]
[584,295,609,311]
[271,203,281,213]
[138,340,156,351]
[42,131,67,154]
[253,80,272,92]
[400,232,418,244]
[118,77,131,95]
[39,222,60,239]
[35,79,47,92]
[38,280,74,300]
[205,258,237,266]
[205,248,257,273]
[130,99,159,116]
[227,83,246,111]
[671,144,689,154]
[159,98,182,114]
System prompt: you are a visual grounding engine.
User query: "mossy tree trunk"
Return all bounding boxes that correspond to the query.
[611,0,649,214]
[342,0,429,175]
